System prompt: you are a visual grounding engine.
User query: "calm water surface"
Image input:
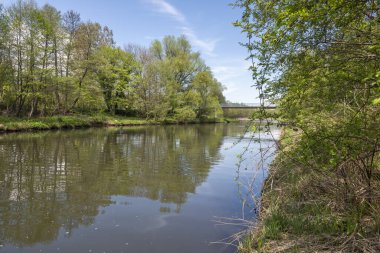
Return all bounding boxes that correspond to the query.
[0,124,278,253]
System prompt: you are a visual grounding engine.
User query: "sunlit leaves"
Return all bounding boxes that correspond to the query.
[234,0,380,214]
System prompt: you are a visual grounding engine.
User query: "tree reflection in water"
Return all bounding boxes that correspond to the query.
[0,124,229,246]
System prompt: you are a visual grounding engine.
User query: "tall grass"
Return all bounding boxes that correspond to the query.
[239,128,380,252]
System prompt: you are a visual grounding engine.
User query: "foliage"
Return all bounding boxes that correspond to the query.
[234,0,380,251]
[173,106,196,122]
[127,36,225,120]
[190,71,224,119]
[0,1,225,122]
[0,114,151,131]
[92,46,137,114]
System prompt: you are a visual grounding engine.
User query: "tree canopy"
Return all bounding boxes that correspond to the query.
[0,1,225,121]
[234,0,380,242]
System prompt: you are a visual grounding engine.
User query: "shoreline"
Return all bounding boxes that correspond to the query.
[239,128,380,252]
[0,114,235,134]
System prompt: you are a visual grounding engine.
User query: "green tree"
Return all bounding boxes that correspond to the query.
[61,10,81,113]
[0,4,13,112]
[70,21,104,112]
[139,36,223,120]
[234,0,380,239]
[150,36,207,115]
[189,71,224,119]
[126,44,169,119]
[0,1,225,121]
[93,46,138,114]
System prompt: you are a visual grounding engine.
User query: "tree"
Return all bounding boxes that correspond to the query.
[0,4,13,112]
[70,21,103,111]
[0,1,226,121]
[189,71,224,119]
[126,44,169,119]
[61,10,81,113]
[234,0,380,239]
[62,10,81,77]
[127,36,222,120]
[93,46,137,114]
[143,36,221,120]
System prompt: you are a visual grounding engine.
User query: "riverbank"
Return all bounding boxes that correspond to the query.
[239,128,380,253]
[0,114,228,133]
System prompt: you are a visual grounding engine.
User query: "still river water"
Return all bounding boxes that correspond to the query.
[0,124,279,253]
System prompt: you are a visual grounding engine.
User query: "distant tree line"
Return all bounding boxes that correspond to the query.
[0,1,225,120]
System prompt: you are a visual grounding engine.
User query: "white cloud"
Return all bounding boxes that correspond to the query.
[180,26,218,56]
[211,62,250,83]
[145,0,218,56]
[147,0,186,23]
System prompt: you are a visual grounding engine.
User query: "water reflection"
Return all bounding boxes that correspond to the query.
[0,124,279,253]
[0,125,228,246]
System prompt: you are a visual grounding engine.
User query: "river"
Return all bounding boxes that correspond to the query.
[0,124,279,253]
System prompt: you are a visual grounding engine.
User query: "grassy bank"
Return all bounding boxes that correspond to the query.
[0,114,226,133]
[239,128,380,253]
[0,115,152,132]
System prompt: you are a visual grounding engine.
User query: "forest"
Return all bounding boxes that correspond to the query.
[0,1,225,121]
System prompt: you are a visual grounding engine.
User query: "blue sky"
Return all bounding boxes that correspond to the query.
[2,0,259,103]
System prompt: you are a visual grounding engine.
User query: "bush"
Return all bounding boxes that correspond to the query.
[174,107,196,123]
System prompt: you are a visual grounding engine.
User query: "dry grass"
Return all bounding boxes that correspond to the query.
[239,128,380,253]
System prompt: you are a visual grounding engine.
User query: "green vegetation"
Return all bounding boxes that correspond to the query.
[234,0,380,252]
[0,114,152,132]
[0,113,228,132]
[239,129,380,252]
[0,1,225,122]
